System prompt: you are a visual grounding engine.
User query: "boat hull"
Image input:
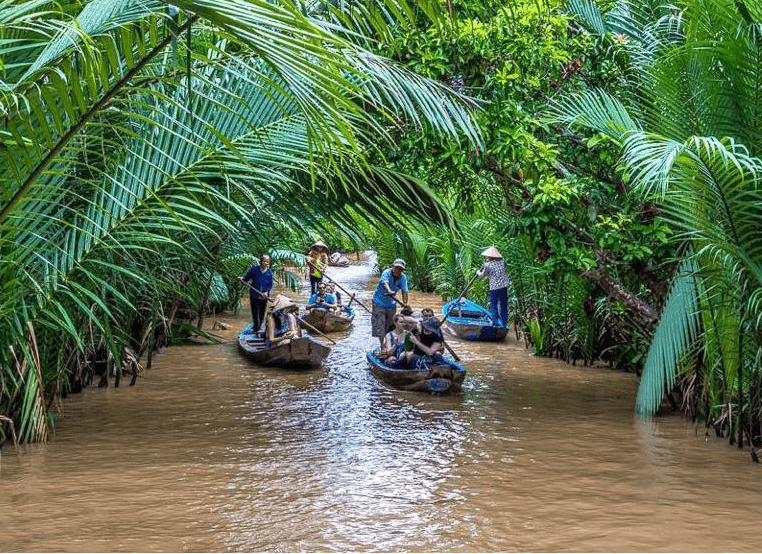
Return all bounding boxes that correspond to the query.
[442,299,508,342]
[238,324,330,369]
[366,351,466,393]
[300,306,355,333]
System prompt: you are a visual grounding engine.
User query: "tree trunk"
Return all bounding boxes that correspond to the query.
[580,267,658,332]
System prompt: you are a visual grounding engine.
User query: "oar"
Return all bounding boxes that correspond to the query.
[440,337,461,362]
[239,278,335,344]
[440,271,481,325]
[305,258,372,314]
[238,277,271,300]
[387,294,462,362]
[297,315,337,345]
[385,292,410,313]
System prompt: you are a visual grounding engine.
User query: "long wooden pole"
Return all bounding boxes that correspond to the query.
[238,277,271,300]
[440,271,481,325]
[239,277,336,345]
[305,258,372,314]
[297,316,337,345]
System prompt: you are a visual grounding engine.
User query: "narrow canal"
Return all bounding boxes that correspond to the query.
[1,258,760,552]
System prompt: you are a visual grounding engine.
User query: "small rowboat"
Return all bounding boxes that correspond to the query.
[366,350,467,393]
[441,298,508,342]
[329,252,351,267]
[300,305,355,333]
[238,323,330,369]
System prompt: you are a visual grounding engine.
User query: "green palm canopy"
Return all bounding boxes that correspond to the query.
[551,0,762,444]
[0,0,482,443]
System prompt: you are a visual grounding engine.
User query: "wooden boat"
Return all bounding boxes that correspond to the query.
[237,323,330,369]
[441,298,508,342]
[366,350,467,393]
[299,305,355,333]
[329,252,351,267]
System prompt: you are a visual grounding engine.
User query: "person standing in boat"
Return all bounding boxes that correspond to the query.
[305,282,337,313]
[239,254,273,333]
[371,258,410,350]
[265,295,302,346]
[305,241,330,295]
[476,246,510,327]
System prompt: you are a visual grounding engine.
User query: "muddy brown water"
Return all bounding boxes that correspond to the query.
[1,259,761,552]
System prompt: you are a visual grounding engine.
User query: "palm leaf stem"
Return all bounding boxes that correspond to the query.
[0,15,196,226]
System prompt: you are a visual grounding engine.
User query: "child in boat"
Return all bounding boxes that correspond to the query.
[265,295,302,346]
[381,312,417,366]
[326,281,342,309]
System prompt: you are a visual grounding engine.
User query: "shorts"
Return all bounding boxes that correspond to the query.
[371,304,396,338]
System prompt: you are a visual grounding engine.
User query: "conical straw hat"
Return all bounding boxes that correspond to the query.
[269,294,295,313]
[481,246,503,259]
[310,241,329,252]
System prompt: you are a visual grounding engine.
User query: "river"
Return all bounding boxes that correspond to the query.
[1,258,760,552]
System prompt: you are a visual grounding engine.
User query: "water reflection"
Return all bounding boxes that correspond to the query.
[1,256,761,552]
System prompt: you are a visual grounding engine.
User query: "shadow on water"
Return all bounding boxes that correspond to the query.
[1,254,761,552]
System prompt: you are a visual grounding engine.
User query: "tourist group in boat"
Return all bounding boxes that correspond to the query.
[236,241,511,393]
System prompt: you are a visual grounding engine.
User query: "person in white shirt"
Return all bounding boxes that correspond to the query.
[476,247,510,327]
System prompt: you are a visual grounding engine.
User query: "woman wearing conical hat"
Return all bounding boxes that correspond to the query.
[305,240,330,295]
[265,295,302,346]
[476,246,510,328]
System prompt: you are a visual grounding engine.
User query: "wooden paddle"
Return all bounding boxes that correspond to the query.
[297,315,337,345]
[305,258,372,314]
[386,294,462,362]
[238,277,272,300]
[440,271,481,326]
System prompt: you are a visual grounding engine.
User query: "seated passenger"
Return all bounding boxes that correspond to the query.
[265,295,302,346]
[420,307,435,320]
[326,281,342,308]
[306,282,337,312]
[380,312,417,366]
[399,316,446,369]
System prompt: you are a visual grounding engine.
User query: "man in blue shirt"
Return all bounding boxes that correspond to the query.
[371,258,410,349]
[240,254,273,333]
[306,282,337,312]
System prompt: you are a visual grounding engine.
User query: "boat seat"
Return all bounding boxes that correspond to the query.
[452,310,486,319]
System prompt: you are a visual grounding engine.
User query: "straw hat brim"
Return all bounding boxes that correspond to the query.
[481,246,503,259]
[310,241,329,252]
[269,294,295,313]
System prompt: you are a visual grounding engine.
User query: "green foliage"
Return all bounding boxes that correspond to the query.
[371,0,675,376]
[553,0,762,449]
[0,0,482,443]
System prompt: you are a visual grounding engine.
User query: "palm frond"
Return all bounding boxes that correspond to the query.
[636,259,701,415]
[545,88,640,143]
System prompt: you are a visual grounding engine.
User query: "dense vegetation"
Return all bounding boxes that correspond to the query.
[3,0,762,460]
[0,0,481,445]
[370,0,762,456]
[370,0,674,371]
